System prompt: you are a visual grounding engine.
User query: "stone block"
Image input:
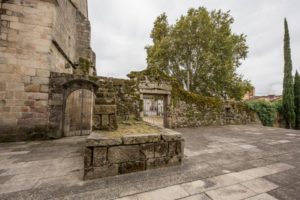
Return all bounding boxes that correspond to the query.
[169,140,184,156]
[1,15,18,22]
[94,105,116,114]
[122,134,160,145]
[6,82,24,91]
[95,97,116,105]
[108,145,141,163]
[180,140,185,156]
[92,115,101,129]
[25,84,40,92]
[169,141,177,156]
[86,132,122,147]
[36,69,50,77]
[155,142,168,157]
[84,164,119,180]
[93,147,107,167]
[22,75,31,84]
[162,129,182,141]
[140,143,155,159]
[102,114,109,126]
[166,156,182,166]
[120,161,146,174]
[84,147,92,168]
[40,85,49,93]
[27,92,48,100]
[147,157,168,169]
[0,82,5,91]
[31,77,49,85]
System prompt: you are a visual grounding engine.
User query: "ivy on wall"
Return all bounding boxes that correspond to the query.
[128,67,222,110]
[245,99,282,126]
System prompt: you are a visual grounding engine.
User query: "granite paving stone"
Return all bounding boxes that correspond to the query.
[0,125,299,200]
[244,193,279,200]
[205,184,256,200]
[136,185,189,200]
[241,178,278,193]
[180,193,212,200]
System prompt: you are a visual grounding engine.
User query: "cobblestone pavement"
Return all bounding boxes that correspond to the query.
[0,125,300,200]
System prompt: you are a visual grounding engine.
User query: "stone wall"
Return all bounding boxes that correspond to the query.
[96,77,141,122]
[84,129,184,180]
[170,100,259,128]
[48,72,98,138]
[128,68,259,129]
[0,0,56,141]
[71,0,88,18]
[0,0,95,142]
[53,0,78,65]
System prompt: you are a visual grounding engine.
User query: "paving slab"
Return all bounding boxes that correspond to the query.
[245,193,279,200]
[205,184,256,200]
[0,125,299,200]
[136,185,189,200]
[115,196,138,200]
[180,193,212,200]
[241,178,278,193]
[240,167,275,178]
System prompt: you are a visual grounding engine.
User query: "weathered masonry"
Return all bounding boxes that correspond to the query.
[0,0,96,142]
[84,129,184,180]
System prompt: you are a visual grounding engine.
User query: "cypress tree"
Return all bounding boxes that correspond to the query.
[282,18,295,129]
[294,71,300,129]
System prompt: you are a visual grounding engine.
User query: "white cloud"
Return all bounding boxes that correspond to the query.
[88,0,300,95]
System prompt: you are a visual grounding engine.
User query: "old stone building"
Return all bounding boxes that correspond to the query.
[0,0,259,142]
[0,0,95,141]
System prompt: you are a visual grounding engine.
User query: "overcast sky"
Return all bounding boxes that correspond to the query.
[88,0,300,96]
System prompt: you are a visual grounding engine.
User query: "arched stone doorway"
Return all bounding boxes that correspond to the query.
[62,79,98,137]
[49,73,99,138]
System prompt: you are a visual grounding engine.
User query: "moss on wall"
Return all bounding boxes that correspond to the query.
[96,77,141,122]
[76,58,96,76]
[128,67,259,128]
[128,67,222,110]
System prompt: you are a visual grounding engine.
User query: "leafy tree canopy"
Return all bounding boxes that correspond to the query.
[146,7,252,100]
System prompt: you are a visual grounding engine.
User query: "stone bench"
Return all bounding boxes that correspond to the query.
[84,129,184,180]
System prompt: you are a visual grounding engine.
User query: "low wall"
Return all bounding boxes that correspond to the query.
[170,100,259,128]
[84,130,184,180]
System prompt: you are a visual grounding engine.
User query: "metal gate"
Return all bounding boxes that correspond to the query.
[143,94,165,127]
[64,89,94,136]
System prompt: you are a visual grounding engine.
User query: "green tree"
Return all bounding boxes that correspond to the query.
[146,13,171,73]
[146,7,251,100]
[294,71,300,129]
[282,18,295,129]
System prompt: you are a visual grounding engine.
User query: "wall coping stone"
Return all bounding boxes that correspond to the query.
[161,129,182,141]
[86,132,122,147]
[122,133,161,145]
[84,128,184,180]
[86,129,182,147]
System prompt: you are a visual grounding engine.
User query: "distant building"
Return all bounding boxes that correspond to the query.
[252,95,282,102]
[243,87,281,102]
[243,88,255,100]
